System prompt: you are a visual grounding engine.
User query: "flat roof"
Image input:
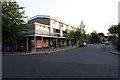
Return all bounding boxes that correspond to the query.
[27,15,76,29]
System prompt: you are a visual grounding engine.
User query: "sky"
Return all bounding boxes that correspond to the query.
[17,0,119,35]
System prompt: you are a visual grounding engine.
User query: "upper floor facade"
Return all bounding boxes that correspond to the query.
[27,15,76,37]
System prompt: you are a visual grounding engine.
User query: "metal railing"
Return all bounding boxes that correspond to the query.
[26,30,67,37]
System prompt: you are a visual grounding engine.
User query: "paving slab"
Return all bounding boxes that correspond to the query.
[2,46,78,56]
[106,45,120,55]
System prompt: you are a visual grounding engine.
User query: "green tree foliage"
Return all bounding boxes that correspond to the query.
[98,33,105,42]
[83,34,91,41]
[74,28,82,42]
[108,23,120,50]
[2,1,27,51]
[66,28,82,45]
[108,23,120,39]
[67,27,91,45]
[98,33,104,37]
[66,20,91,45]
[67,30,75,38]
[90,32,101,44]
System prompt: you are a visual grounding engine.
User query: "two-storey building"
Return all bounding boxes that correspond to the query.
[22,15,76,51]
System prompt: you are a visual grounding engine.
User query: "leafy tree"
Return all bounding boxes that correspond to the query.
[66,20,90,45]
[98,33,105,42]
[74,28,82,41]
[67,30,75,39]
[83,34,91,41]
[108,24,120,39]
[98,33,104,37]
[90,31,101,44]
[2,1,27,51]
[66,27,82,45]
[108,23,120,50]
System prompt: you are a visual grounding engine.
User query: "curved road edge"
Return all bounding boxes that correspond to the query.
[106,44,120,55]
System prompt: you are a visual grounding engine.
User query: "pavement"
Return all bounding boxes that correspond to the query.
[2,46,78,56]
[106,44,120,55]
[2,44,120,56]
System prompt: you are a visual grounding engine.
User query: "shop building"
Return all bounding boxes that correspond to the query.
[22,15,76,51]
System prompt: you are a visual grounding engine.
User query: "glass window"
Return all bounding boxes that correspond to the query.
[60,23,63,27]
[53,20,55,24]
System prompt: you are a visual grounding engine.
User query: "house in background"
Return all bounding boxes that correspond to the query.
[19,15,76,51]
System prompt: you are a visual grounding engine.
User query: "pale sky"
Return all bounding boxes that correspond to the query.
[17,0,119,35]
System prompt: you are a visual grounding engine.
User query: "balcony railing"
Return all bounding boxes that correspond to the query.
[54,33,60,37]
[26,30,67,37]
[63,34,67,37]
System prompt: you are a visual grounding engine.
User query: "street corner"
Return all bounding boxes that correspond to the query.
[109,50,120,55]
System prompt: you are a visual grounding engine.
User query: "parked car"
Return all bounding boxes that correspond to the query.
[101,42,104,44]
[79,41,87,47]
[105,41,109,45]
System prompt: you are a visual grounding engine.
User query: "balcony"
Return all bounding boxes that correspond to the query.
[63,34,67,37]
[54,33,60,37]
[26,30,68,38]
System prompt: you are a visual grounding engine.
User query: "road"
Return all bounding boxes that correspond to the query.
[2,44,118,78]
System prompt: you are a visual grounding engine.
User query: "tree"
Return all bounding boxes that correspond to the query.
[108,23,120,50]
[2,1,27,51]
[108,24,120,39]
[67,30,75,39]
[83,34,91,41]
[98,33,104,37]
[67,20,90,45]
[98,33,105,42]
[90,31,101,44]
[74,28,82,41]
[66,27,82,45]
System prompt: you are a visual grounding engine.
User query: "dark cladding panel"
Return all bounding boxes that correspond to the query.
[28,18,50,25]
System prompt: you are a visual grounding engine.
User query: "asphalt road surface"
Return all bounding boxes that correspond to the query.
[2,44,118,78]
